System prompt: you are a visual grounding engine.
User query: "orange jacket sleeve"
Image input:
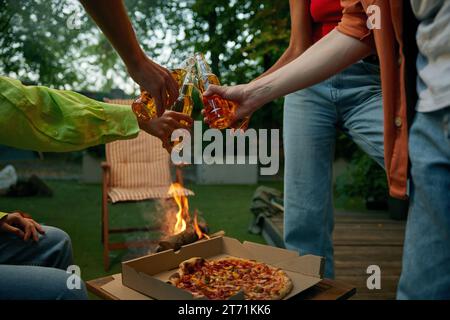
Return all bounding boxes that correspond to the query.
[336,0,375,49]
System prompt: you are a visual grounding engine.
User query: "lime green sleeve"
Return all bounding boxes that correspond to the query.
[0,212,7,221]
[0,76,140,152]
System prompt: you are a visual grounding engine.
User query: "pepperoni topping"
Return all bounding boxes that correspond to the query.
[174,258,287,300]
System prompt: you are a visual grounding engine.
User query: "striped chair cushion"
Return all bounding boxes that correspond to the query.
[108,186,192,203]
[104,99,193,203]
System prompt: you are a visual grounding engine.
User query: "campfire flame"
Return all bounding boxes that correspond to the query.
[168,183,209,239]
[194,209,209,240]
[168,183,189,235]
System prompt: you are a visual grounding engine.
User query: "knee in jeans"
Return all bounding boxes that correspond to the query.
[42,226,72,250]
[62,279,88,300]
[40,226,73,268]
[55,270,88,300]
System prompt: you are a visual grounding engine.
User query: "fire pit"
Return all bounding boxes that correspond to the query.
[154,182,224,253]
[93,185,327,301]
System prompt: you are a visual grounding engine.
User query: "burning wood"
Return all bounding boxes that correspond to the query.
[156,227,225,252]
[158,183,224,252]
[156,221,206,252]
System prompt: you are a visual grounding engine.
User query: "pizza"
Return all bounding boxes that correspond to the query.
[168,257,293,300]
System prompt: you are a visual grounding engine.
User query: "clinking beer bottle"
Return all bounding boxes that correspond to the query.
[131,68,186,121]
[171,68,195,123]
[131,58,195,121]
[170,69,196,150]
[194,52,236,130]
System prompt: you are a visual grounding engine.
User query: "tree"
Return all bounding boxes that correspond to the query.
[0,0,92,88]
[0,0,173,93]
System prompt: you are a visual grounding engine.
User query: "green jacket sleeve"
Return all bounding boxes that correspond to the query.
[0,76,140,152]
[0,212,7,221]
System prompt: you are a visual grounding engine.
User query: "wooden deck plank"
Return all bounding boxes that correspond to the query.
[334,245,403,257]
[266,209,406,300]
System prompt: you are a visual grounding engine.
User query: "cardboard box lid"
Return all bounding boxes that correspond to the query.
[122,236,324,300]
[102,274,152,300]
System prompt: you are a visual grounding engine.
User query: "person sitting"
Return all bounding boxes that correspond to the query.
[0,211,87,299]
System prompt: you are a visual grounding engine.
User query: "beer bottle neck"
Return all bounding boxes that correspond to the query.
[197,62,210,76]
[178,71,194,99]
[195,53,212,76]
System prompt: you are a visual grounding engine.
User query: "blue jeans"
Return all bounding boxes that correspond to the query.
[0,225,88,299]
[397,107,450,299]
[283,61,384,278]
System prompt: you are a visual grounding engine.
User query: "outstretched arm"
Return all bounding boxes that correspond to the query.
[0,76,192,152]
[204,0,375,121]
[79,0,178,116]
[205,29,373,120]
[248,29,372,107]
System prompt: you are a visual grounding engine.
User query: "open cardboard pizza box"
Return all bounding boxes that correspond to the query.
[114,236,324,300]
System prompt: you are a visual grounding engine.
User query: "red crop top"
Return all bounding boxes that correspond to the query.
[310,0,343,43]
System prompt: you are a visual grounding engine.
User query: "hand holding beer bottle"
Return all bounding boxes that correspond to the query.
[195,53,249,130]
[132,58,195,121]
[127,56,180,118]
[202,84,258,125]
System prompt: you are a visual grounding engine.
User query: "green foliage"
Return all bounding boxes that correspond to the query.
[335,148,388,204]
[0,0,89,87]
[0,0,176,92]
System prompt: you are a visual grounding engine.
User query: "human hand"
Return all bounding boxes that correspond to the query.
[202,84,262,126]
[0,212,45,242]
[138,111,193,152]
[127,55,179,117]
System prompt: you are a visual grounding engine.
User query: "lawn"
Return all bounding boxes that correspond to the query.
[0,180,282,289]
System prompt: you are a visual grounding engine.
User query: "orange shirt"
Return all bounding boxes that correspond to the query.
[337,0,409,200]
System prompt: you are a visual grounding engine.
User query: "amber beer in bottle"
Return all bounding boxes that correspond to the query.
[194,52,239,129]
[131,58,195,121]
[171,69,195,124]
[170,69,195,150]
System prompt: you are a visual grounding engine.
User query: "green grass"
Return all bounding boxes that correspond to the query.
[0,179,370,299]
[0,181,283,285]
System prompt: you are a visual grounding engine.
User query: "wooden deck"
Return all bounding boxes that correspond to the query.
[266,210,406,300]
